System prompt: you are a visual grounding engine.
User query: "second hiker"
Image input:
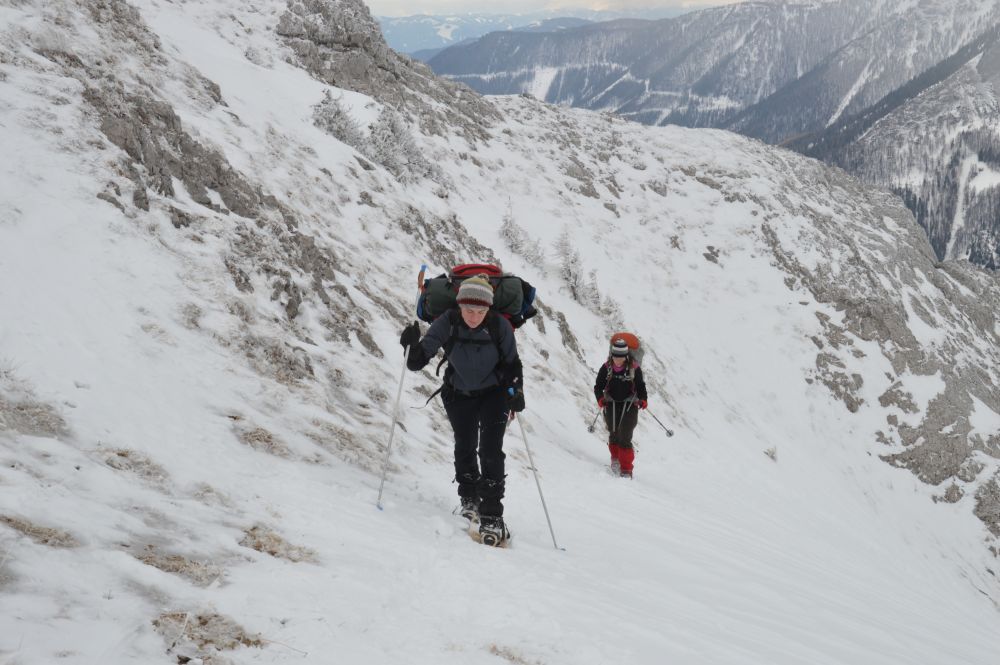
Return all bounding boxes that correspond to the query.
[594,337,647,478]
[399,274,525,546]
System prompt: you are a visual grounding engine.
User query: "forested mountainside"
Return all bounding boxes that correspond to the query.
[791,27,1000,268]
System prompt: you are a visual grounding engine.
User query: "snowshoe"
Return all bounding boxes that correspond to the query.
[459,497,480,523]
[620,469,633,479]
[478,516,510,547]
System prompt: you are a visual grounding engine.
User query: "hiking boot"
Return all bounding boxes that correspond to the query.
[620,469,633,479]
[610,459,621,475]
[459,497,480,522]
[478,516,510,547]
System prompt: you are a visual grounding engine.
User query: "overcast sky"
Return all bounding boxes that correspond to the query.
[368,1,738,17]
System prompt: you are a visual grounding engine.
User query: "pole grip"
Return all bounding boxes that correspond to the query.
[417,263,428,293]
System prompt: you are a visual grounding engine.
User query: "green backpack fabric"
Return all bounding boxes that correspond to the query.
[417,263,537,329]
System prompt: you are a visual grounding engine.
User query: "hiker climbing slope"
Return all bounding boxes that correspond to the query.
[400,274,524,546]
[594,336,648,478]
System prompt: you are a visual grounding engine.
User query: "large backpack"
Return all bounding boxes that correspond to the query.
[603,332,643,394]
[416,263,537,329]
[609,332,643,367]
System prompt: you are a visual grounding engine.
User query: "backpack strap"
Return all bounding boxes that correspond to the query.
[422,310,508,407]
[434,309,505,378]
[603,356,638,400]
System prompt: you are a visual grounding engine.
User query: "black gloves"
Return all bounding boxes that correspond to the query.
[506,388,525,413]
[505,376,525,413]
[400,321,421,350]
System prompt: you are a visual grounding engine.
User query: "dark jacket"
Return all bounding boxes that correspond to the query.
[594,362,647,403]
[408,310,521,394]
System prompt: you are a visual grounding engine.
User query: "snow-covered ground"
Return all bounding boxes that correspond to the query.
[1,1,999,664]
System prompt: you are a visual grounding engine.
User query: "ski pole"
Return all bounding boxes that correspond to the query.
[646,410,674,437]
[376,347,409,509]
[512,404,563,551]
[378,263,427,508]
[587,409,602,433]
[616,399,634,431]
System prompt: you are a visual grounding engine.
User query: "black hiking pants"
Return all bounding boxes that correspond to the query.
[443,386,508,517]
[605,400,639,448]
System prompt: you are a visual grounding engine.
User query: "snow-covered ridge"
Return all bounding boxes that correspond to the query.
[1,0,999,663]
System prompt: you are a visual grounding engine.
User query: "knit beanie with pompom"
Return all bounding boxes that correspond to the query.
[456,274,494,308]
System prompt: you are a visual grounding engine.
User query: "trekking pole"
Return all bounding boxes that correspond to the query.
[378,264,428,509]
[376,348,410,509]
[646,410,675,437]
[586,409,602,433]
[513,404,563,551]
[617,400,634,431]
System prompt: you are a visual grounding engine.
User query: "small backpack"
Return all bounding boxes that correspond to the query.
[416,263,537,329]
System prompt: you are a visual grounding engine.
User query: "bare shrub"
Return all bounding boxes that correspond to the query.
[181,303,203,329]
[0,515,78,548]
[191,483,234,509]
[365,106,438,183]
[489,644,542,665]
[153,611,262,652]
[305,419,382,473]
[499,206,547,272]
[227,299,255,324]
[104,448,169,486]
[135,546,222,587]
[312,90,365,149]
[0,365,67,437]
[233,426,291,458]
[240,335,313,384]
[0,397,68,437]
[239,525,316,563]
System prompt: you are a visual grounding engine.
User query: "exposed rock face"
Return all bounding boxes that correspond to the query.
[275,0,497,142]
[7,0,396,378]
[756,156,1000,494]
[276,0,400,88]
[976,475,1000,536]
[84,83,259,217]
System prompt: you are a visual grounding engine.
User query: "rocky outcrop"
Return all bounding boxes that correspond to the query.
[757,155,1000,507]
[275,0,497,142]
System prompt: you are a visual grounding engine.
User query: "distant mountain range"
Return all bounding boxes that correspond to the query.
[376,8,687,56]
[407,18,595,63]
[425,0,1000,269]
[790,26,1000,269]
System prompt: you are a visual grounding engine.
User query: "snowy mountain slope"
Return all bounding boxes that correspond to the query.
[428,2,873,125]
[790,27,1000,269]
[424,0,1000,272]
[427,0,1000,144]
[727,0,1000,142]
[1,1,1000,664]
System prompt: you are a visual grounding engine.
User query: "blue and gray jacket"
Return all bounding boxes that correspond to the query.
[407,309,522,394]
